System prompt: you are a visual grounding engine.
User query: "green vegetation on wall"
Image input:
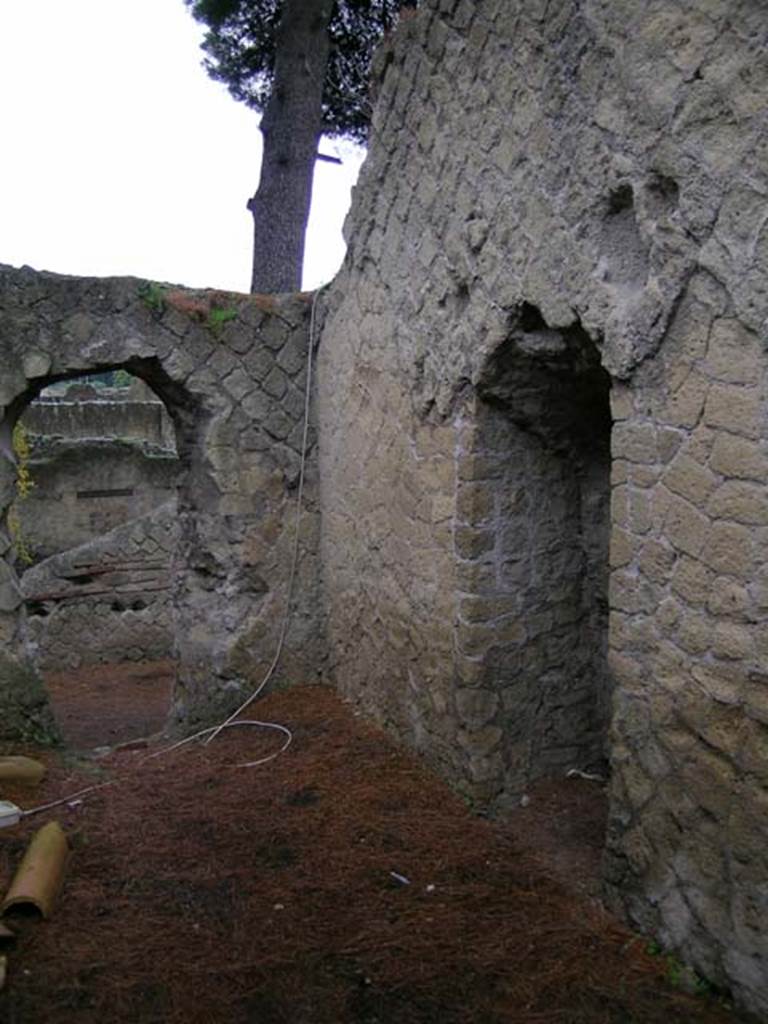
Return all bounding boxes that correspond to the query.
[8,421,35,565]
[207,306,238,334]
[138,280,168,315]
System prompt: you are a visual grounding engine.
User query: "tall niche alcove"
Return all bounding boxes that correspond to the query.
[458,304,613,804]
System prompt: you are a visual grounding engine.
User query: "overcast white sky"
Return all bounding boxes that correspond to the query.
[0,0,365,293]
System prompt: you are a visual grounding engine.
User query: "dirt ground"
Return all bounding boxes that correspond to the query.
[44,659,175,750]
[0,667,756,1024]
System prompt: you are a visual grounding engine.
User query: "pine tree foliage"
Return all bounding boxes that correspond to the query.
[186,0,414,143]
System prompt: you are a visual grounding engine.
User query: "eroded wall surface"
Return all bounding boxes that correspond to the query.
[319,0,768,1011]
[21,502,178,670]
[0,267,324,738]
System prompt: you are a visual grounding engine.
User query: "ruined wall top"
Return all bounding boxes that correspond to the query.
[0,266,313,452]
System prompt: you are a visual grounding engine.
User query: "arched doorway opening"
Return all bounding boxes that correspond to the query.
[4,360,197,750]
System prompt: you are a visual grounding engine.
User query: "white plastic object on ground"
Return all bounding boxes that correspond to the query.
[0,802,22,829]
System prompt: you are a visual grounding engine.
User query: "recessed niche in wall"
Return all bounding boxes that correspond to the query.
[466,305,612,799]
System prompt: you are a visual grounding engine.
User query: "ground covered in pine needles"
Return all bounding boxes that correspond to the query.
[0,679,756,1024]
[44,659,175,750]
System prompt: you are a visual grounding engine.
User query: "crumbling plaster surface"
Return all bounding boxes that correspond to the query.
[318,0,768,1013]
[21,501,178,671]
[0,265,325,737]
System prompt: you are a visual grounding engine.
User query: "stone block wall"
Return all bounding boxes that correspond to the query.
[0,267,324,739]
[1,0,766,1013]
[604,291,768,1004]
[14,437,179,562]
[318,358,463,780]
[22,395,174,447]
[21,502,178,670]
[318,0,768,1012]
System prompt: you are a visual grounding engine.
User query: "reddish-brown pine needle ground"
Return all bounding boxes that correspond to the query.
[0,669,757,1024]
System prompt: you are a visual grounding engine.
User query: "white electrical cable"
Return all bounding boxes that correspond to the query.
[21,285,325,818]
[143,718,293,768]
[22,782,113,819]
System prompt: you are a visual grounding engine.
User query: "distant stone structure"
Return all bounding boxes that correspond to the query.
[11,371,180,666]
[18,382,177,553]
[16,435,179,563]
[21,502,178,670]
[0,0,766,1014]
[23,382,175,447]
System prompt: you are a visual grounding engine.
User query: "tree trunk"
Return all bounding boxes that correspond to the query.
[248,0,333,293]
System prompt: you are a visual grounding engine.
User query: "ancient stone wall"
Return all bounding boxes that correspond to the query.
[605,320,768,1007]
[1,1,766,1011]
[22,394,174,448]
[21,502,178,670]
[0,267,324,740]
[15,437,179,562]
[318,0,768,1012]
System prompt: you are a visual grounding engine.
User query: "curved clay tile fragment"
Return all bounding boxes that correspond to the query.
[1,821,69,919]
[0,757,46,786]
